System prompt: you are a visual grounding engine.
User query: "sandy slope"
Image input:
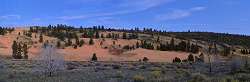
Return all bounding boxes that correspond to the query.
[0,29,191,62]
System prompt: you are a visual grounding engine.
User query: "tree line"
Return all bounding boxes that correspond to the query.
[0,27,14,35]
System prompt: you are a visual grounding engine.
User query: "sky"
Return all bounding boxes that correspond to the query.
[1,0,250,35]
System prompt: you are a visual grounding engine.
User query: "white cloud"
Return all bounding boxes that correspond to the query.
[190,6,206,11]
[0,15,21,20]
[32,18,42,21]
[58,0,174,20]
[155,6,206,21]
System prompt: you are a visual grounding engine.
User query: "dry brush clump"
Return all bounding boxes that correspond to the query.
[33,44,65,77]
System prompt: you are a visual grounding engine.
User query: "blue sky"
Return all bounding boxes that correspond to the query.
[1,0,250,35]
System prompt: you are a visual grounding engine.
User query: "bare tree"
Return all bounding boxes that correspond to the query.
[35,44,65,77]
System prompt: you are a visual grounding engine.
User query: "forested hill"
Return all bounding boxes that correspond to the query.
[165,32,250,48]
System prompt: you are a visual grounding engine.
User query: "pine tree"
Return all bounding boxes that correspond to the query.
[75,37,80,46]
[39,33,43,43]
[106,33,111,38]
[16,43,23,59]
[95,31,100,38]
[122,32,127,39]
[136,41,140,48]
[67,38,72,46]
[83,32,88,38]
[100,41,103,45]
[23,44,28,59]
[12,41,18,59]
[101,34,105,38]
[188,54,194,62]
[89,38,94,45]
[199,53,205,62]
[156,36,160,42]
[73,44,78,49]
[56,41,61,48]
[170,38,175,50]
[79,39,85,47]
[173,57,181,63]
[223,47,231,56]
[91,53,97,61]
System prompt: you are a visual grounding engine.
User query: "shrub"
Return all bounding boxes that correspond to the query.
[112,64,121,69]
[151,70,161,78]
[173,57,181,63]
[222,76,239,82]
[143,57,149,62]
[73,44,78,49]
[189,73,207,82]
[234,73,250,82]
[133,75,145,82]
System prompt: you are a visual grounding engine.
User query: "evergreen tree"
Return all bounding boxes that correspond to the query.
[106,33,112,38]
[39,33,43,43]
[16,43,23,59]
[170,38,175,50]
[12,41,18,59]
[23,44,28,59]
[190,44,199,53]
[101,34,105,38]
[91,53,97,61]
[79,39,85,47]
[100,41,103,45]
[83,32,88,38]
[89,38,94,45]
[136,41,140,48]
[199,53,205,62]
[75,37,80,46]
[178,41,187,51]
[95,31,100,38]
[67,38,72,46]
[73,44,78,49]
[188,54,194,62]
[56,41,61,48]
[222,47,231,56]
[173,57,181,63]
[156,36,160,42]
[122,32,127,39]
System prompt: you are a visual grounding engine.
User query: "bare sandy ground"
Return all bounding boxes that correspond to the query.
[0,29,191,62]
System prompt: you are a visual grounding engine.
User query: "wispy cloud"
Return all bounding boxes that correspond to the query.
[58,16,88,20]
[0,15,21,20]
[155,6,206,21]
[118,0,174,13]
[58,0,174,20]
[32,18,42,21]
